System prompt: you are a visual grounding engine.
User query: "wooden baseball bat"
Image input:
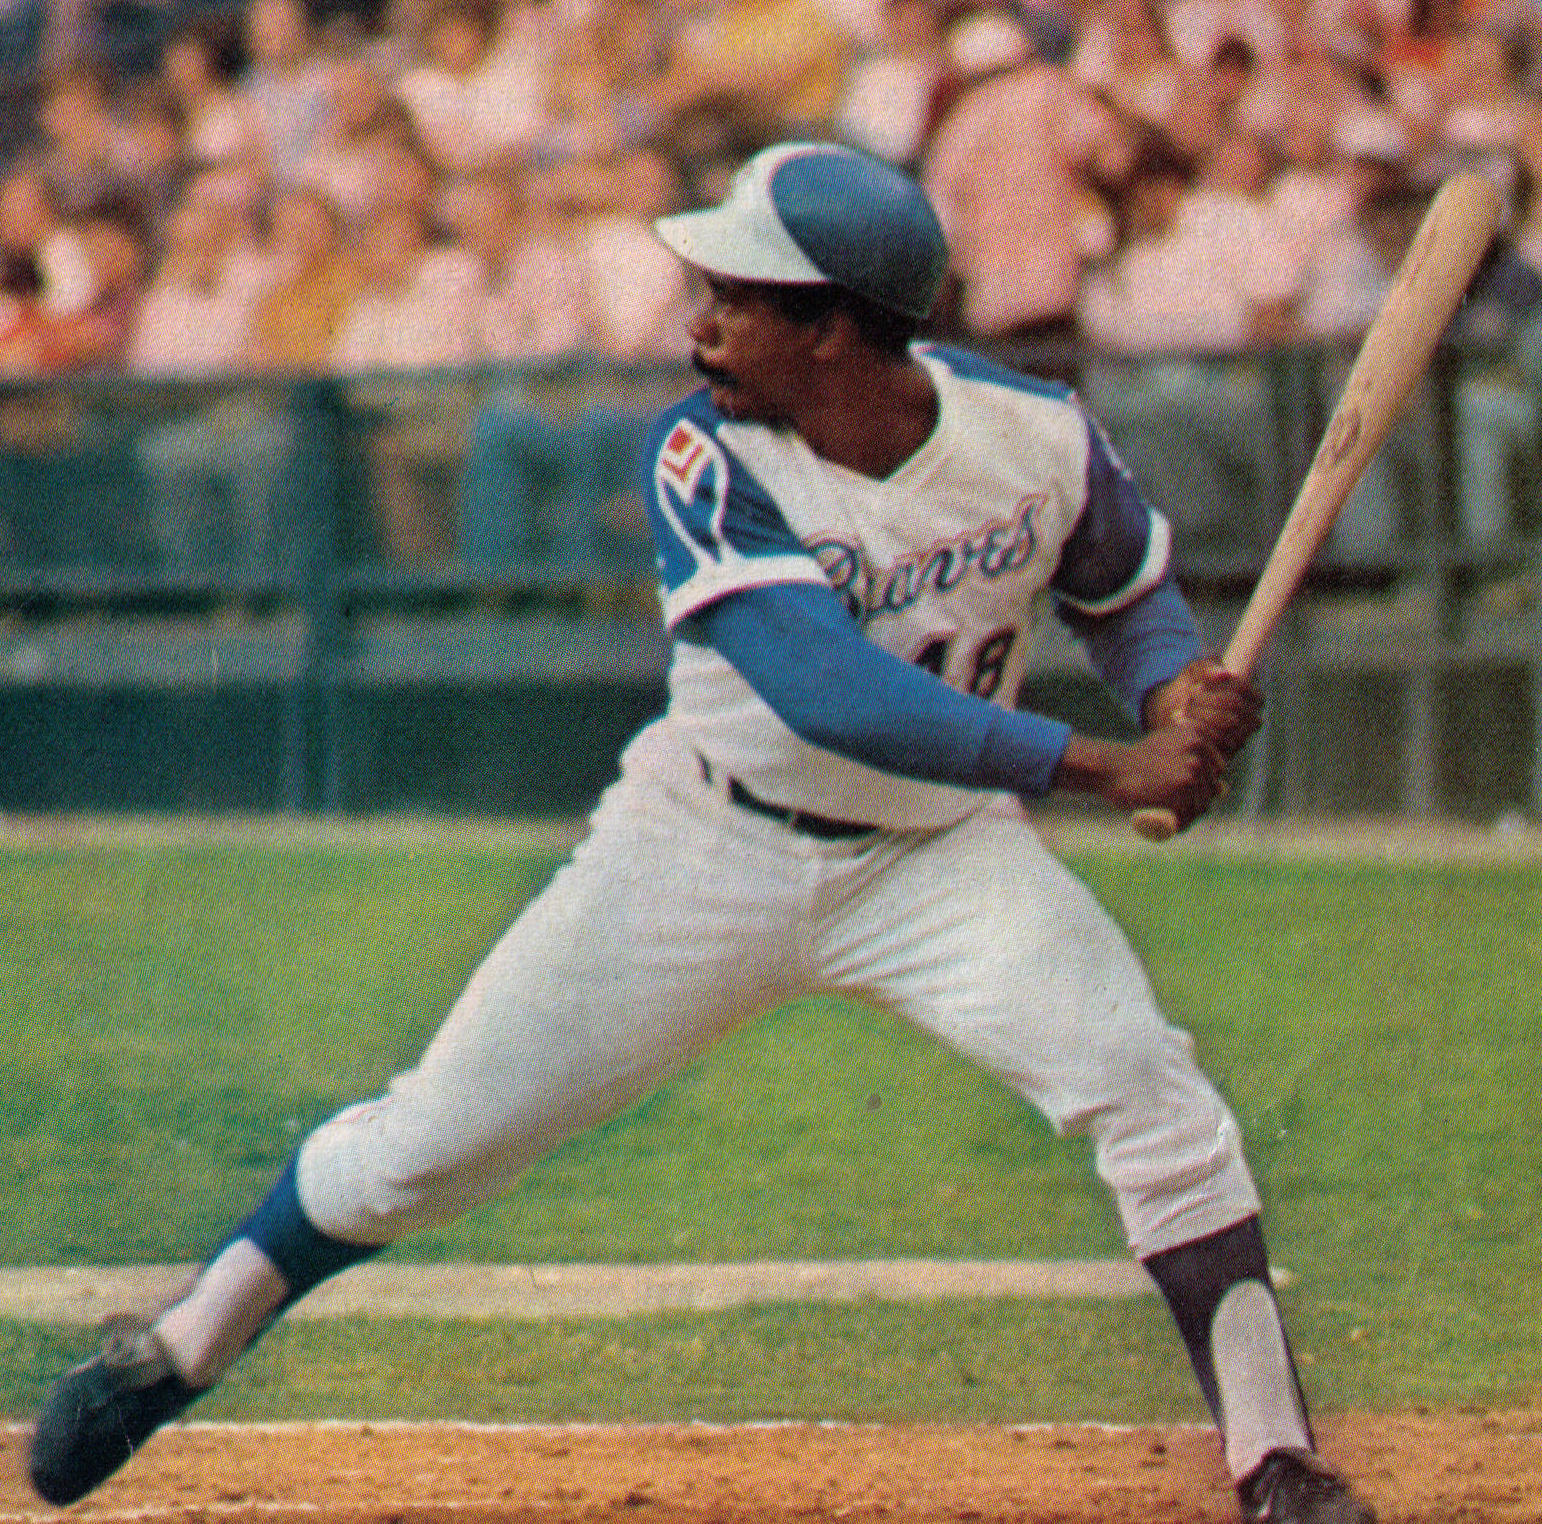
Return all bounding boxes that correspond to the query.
[1132,170,1502,843]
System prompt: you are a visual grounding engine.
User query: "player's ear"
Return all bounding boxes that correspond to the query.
[807,303,858,361]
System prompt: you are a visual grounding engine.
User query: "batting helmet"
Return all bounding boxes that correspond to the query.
[653,142,950,322]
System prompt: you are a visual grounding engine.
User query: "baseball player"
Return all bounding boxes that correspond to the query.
[31,142,1372,1524]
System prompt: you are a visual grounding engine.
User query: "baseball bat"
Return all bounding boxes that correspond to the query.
[1131,170,1502,843]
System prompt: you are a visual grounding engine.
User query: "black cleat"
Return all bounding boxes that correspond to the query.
[29,1315,203,1506]
[1238,1448,1376,1524]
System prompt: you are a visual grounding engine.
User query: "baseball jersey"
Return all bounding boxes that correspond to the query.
[640,343,1174,832]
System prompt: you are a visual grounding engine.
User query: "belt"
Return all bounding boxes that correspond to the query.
[697,756,877,840]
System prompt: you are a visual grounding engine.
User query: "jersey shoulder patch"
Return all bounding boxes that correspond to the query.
[656,416,716,501]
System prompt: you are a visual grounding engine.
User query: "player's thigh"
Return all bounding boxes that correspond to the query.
[827,810,1257,1255]
[298,776,803,1239]
[826,809,1202,1133]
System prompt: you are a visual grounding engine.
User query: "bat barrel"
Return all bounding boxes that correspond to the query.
[1126,171,1502,841]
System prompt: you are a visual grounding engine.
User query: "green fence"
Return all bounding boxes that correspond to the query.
[0,345,1537,820]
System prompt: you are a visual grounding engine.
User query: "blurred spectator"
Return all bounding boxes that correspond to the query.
[1172,124,1303,342]
[1270,103,1398,341]
[115,79,190,242]
[835,0,950,167]
[1424,24,1529,202]
[1192,32,1263,153]
[922,44,1132,365]
[128,182,292,571]
[0,167,96,324]
[455,163,587,564]
[572,150,695,361]
[29,59,138,218]
[1270,117,1437,555]
[159,21,270,185]
[366,110,447,226]
[1449,108,1542,546]
[239,0,333,184]
[39,197,148,371]
[526,0,645,166]
[1070,0,1192,148]
[334,199,482,560]
[123,184,256,375]
[295,54,399,231]
[393,0,556,177]
[1077,133,1302,550]
[333,198,480,385]
[455,166,586,360]
[456,150,691,566]
[643,0,853,192]
[1163,0,1287,69]
[247,187,359,372]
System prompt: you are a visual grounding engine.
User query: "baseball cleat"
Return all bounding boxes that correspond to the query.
[1237,1448,1376,1524]
[29,1314,203,1506]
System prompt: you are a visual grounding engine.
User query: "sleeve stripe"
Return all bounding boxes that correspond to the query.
[662,556,833,630]
[1054,512,1173,618]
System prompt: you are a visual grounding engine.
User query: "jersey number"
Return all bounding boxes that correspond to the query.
[914,626,1016,700]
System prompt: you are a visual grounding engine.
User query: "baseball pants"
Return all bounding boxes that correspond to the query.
[296,723,1260,1261]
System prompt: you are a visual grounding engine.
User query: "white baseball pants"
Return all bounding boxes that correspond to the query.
[297,723,1259,1261]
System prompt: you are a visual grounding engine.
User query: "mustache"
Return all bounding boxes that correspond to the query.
[692,354,735,388]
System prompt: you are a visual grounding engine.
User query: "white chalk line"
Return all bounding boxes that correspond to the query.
[0,1258,1179,1325]
[1,810,1539,865]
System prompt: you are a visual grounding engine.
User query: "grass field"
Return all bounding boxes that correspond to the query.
[2,824,1540,1426]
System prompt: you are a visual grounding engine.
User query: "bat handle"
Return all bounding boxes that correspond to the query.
[1128,767,1233,843]
[1131,806,1180,842]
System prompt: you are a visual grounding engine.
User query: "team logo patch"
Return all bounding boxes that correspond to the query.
[657,420,713,499]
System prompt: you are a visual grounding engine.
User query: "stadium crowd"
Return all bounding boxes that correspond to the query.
[2,0,1542,563]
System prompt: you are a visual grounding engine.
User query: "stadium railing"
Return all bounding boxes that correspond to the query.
[0,343,1536,821]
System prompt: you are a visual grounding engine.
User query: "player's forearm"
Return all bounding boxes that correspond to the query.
[697,582,1074,795]
[1051,727,1226,819]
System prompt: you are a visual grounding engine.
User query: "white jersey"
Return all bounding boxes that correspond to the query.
[636,343,1172,832]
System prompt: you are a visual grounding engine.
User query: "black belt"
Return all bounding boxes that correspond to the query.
[698,756,877,840]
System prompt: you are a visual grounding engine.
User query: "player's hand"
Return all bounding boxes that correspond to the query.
[1143,659,1263,759]
[1053,725,1230,829]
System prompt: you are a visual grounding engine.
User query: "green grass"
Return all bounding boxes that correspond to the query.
[3,836,1540,1422]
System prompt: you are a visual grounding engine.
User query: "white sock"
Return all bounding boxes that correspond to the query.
[153,1238,290,1388]
[1211,1279,1313,1480]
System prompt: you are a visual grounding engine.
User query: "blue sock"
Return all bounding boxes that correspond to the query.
[237,1154,380,1308]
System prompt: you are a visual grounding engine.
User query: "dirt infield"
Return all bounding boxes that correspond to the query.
[2,1412,1540,1524]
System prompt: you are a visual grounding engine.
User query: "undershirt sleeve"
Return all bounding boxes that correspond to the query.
[1058,573,1206,728]
[689,580,1076,797]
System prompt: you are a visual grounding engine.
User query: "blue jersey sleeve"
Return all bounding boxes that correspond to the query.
[1050,413,1172,617]
[693,581,1075,797]
[1066,575,1205,726]
[1052,413,1204,724]
[641,394,831,629]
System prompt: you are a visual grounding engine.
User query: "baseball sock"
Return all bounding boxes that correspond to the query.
[154,1155,379,1388]
[1142,1214,1313,1483]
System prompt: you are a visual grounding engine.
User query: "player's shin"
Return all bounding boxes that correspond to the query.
[154,1153,380,1387]
[1142,1215,1313,1480]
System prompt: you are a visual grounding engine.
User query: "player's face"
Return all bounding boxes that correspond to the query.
[688,275,816,427]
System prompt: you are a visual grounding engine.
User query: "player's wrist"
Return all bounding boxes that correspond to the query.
[1050,735,1125,798]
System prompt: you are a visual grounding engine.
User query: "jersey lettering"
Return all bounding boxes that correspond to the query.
[911,625,1021,699]
[810,494,1044,621]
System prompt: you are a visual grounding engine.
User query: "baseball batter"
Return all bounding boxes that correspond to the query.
[31,142,1373,1524]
